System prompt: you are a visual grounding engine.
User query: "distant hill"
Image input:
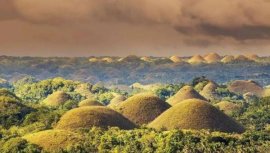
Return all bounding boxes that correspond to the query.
[1,56,270,86]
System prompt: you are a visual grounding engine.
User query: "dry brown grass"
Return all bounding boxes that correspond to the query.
[23,130,83,152]
[170,56,183,63]
[221,55,234,63]
[116,93,170,125]
[141,57,152,62]
[42,91,70,107]
[56,106,136,130]
[228,80,264,96]
[215,101,241,115]
[200,81,219,100]
[188,55,206,64]
[78,99,104,107]
[148,99,245,133]
[108,95,126,109]
[102,57,114,63]
[167,85,207,106]
[204,53,221,63]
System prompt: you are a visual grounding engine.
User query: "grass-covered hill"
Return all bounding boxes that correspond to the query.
[55,106,136,130]
[148,99,245,133]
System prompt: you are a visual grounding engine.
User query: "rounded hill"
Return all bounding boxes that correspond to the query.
[170,56,183,63]
[167,85,207,106]
[228,80,264,96]
[78,99,104,107]
[204,53,221,63]
[199,81,219,100]
[23,130,83,152]
[108,95,126,109]
[148,99,245,133]
[215,101,241,115]
[56,106,136,130]
[117,93,170,125]
[42,91,70,107]
[221,55,234,63]
[188,55,206,64]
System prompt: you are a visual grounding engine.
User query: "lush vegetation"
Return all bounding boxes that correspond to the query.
[0,62,269,152]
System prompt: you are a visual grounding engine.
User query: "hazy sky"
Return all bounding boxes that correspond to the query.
[1,0,270,56]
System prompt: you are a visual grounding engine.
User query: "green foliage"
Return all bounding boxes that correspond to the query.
[191,76,209,87]
[13,77,83,103]
[0,137,41,153]
[0,96,33,128]
[154,83,184,101]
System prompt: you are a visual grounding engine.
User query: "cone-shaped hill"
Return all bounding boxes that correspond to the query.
[108,95,126,109]
[188,55,206,64]
[246,54,260,61]
[167,86,207,106]
[78,99,104,107]
[119,55,142,63]
[234,55,254,62]
[23,130,83,152]
[170,56,183,63]
[200,81,219,100]
[215,101,241,115]
[204,53,221,63]
[148,99,245,133]
[141,56,152,62]
[228,80,264,96]
[56,106,136,130]
[116,93,170,125]
[42,91,70,107]
[221,55,234,63]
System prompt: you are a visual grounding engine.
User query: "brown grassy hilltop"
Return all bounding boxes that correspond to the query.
[56,106,136,130]
[148,99,245,133]
[228,80,264,96]
[42,91,70,107]
[215,101,241,115]
[200,81,219,100]
[102,57,114,63]
[141,56,152,62]
[78,99,104,107]
[204,53,221,63]
[167,85,207,106]
[23,130,83,152]
[170,56,183,63]
[188,55,206,64]
[117,93,170,125]
[108,95,126,109]
[246,54,260,61]
[221,55,235,63]
[234,55,254,62]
